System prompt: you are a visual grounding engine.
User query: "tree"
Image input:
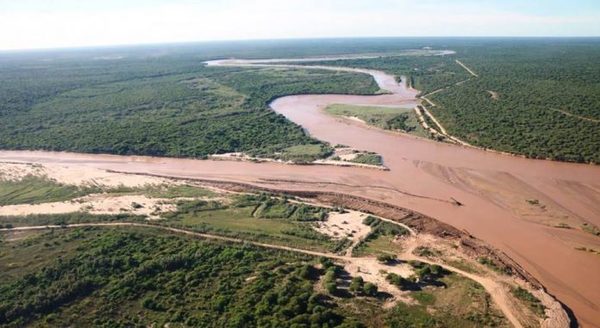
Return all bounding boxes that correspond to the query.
[349,276,364,294]
[376,254,396,264]
[319,257,334,269]
[363,283,378,297]
[325,282,337,295]
[386,272,410,290]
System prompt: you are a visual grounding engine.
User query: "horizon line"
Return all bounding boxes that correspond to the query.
[2,35,600,53]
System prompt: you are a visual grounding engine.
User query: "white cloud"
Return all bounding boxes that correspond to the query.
[0,0,598,50]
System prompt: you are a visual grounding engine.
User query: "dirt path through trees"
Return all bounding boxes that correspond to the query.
[0,222,531,327]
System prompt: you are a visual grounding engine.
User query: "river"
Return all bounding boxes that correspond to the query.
[2,55,600,326]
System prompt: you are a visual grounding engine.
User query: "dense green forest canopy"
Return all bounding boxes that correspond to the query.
[0,51,378,159]
[1,37,599,162]
[0,227,354,327]
[296,38,600,163]
[0,226,503,327]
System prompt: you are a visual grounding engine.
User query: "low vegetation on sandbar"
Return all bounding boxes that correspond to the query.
[325,104,428,138]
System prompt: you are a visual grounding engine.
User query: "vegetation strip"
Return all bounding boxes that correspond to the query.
[0,221,525,327]
[0,223,344,259]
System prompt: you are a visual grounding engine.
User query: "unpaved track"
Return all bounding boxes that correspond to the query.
[0,223,342,259]
[456,59,479,77]
[418,105,472,146]
[399,236,524,328]
[1,55,600,326]
[549,108,600,123]
[0,222,523,327]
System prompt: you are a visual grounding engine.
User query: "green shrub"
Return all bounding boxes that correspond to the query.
[349,276,364,294]
[363,283,378,297]
[512,287,545,317]
[376,254,397,264]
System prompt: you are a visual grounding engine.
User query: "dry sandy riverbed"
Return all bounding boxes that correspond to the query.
[0,162,170,188]
[0,162,571,327]
[0,194,176,219]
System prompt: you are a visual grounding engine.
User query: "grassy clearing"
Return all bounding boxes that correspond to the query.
[352,216,408,257]
[277,144,333,163]
[0,229,90,282]
[387,271,508,327]
[352,234,402,257]
[163,195,348,253]
[443,258,481,274]
[349,152,383,166]
[0,175,100,206]
[0,176,214,206]
[337,272,508,328]
[413,246,442,258]
[137,184,215,199]
[325,104,428,138]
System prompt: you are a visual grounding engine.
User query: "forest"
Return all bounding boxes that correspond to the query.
[1,38,598,162]
[0,227,356,327]
[429,42,600,162]
[0,173,528,327]
[301,38,600,163]
[0,226,505,327]
[0,51,377,161]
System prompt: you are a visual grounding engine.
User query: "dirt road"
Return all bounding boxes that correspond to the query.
[1,55,599,326]
[455,59,479,77]
[0,222,531,327]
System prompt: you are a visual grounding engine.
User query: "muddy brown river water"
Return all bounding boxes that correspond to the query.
[2,56,600,326]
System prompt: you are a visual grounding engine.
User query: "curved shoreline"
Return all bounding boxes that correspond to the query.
[208,56,600,327]
[0,169,570,327]
[1,54,599,326]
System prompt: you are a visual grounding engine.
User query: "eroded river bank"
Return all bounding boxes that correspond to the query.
[2,54,600,326]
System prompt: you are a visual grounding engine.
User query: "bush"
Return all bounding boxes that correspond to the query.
[362,216,379,227]
[131,202,143,209]
[377,254,396,264]
[512,287,545,316]
[363,283,378,297]
[386,273,410,290]
[414,263,449,282]
[349,276,364,294]
[325,282,337,295]
[319,257,334,269]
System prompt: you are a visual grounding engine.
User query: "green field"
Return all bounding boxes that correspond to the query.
[402,273,508,327]
[325,104,428,138]
[140,184,215,199]
[163,195,350,253]
[0,175,214,207]
[352,234,402,257]
[0,175,100,206]
[352,216,408,257]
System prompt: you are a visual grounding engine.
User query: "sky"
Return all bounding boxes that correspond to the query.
[1,0,599,51]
